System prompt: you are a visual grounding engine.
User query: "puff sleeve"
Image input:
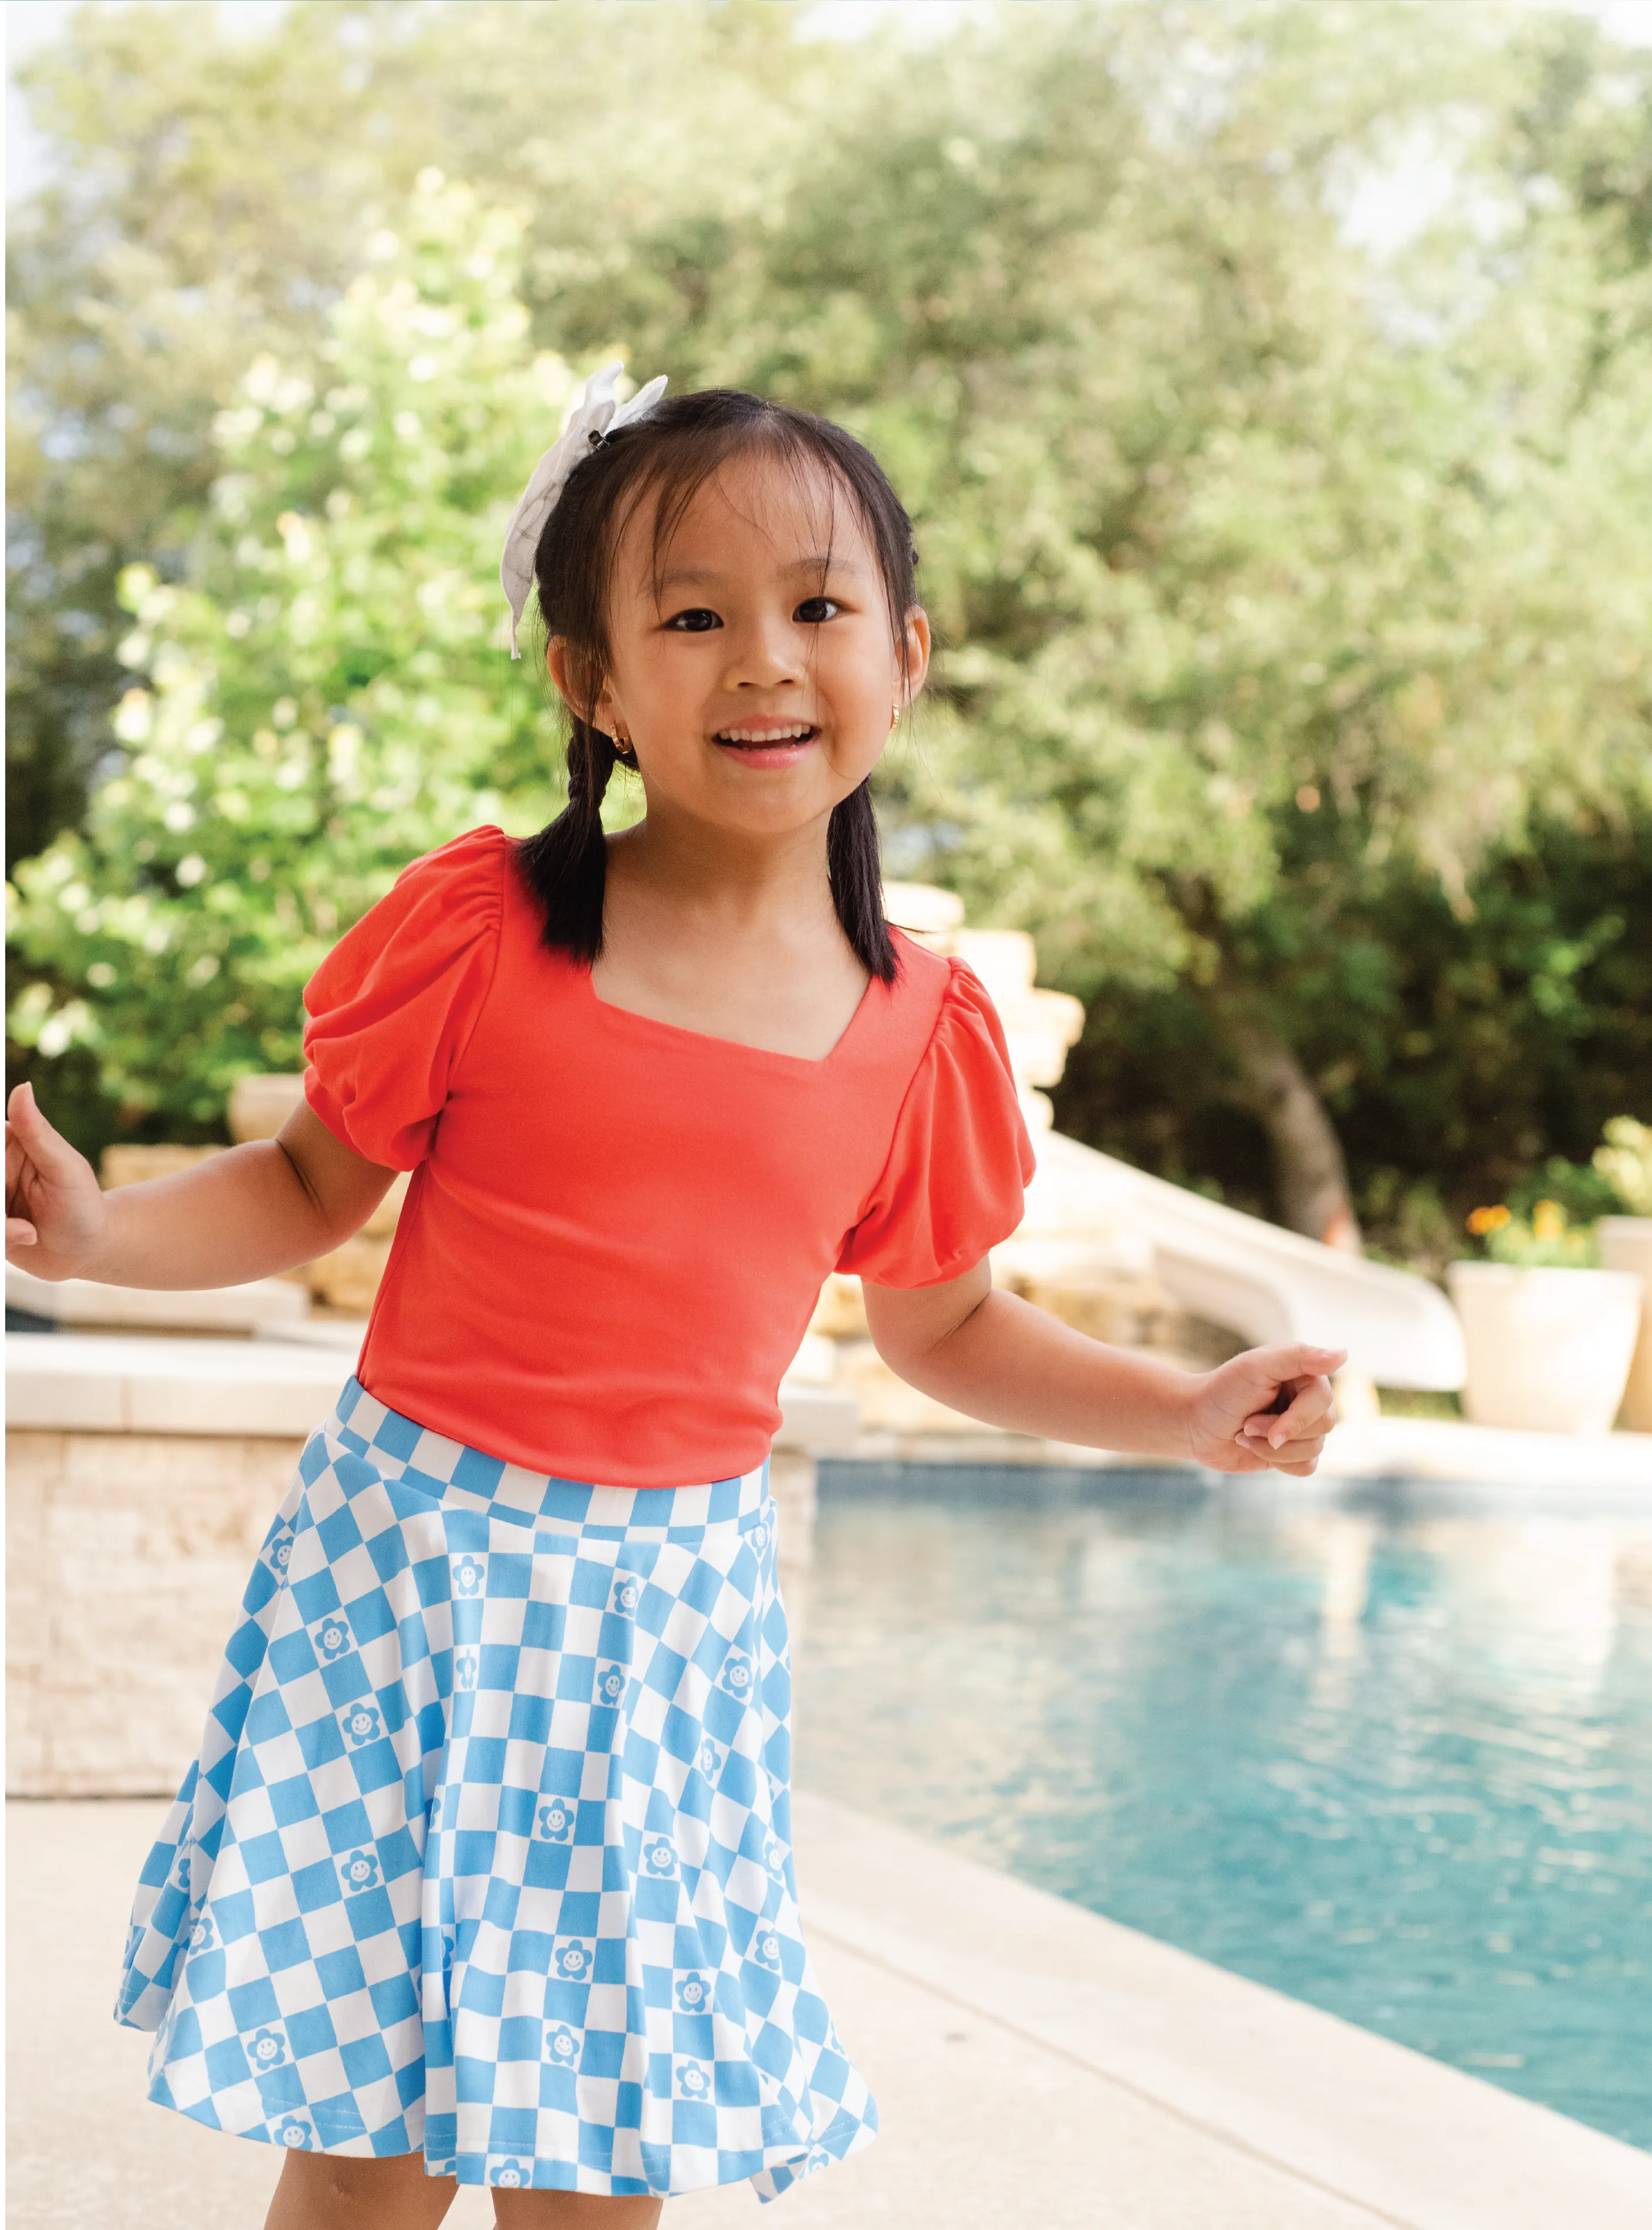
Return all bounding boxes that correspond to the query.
[302,826,505,1169]
[836,960,1036,1286]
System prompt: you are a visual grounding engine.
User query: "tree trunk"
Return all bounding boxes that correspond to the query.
[1214,1004,1364,1254]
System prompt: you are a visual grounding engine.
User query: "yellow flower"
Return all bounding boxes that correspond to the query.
[1532,1200,1566,1243]
[1466,1205,1511,1235]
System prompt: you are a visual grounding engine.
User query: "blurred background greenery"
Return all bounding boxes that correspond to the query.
[7,0,1651,1269]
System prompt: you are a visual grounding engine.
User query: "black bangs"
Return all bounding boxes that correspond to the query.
[515,388,918,984]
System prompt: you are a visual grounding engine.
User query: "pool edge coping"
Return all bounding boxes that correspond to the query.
[792,1790,1652,2230]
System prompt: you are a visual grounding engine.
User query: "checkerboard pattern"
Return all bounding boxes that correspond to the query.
[116,1380,876,2199]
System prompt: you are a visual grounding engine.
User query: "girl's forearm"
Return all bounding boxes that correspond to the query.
[83,1142,356,1289]
[891,1288,1200,1458]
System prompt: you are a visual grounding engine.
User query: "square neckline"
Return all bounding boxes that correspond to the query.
[582,952,884,1067]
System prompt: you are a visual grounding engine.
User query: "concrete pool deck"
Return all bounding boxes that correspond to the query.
[9,1795,1648,2229]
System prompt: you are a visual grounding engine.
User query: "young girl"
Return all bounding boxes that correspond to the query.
[5,369,1342,2226]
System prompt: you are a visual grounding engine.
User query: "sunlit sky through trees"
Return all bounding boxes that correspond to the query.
[9,0,1652,201]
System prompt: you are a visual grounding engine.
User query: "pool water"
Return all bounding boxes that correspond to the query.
[793,1465,1652,2149]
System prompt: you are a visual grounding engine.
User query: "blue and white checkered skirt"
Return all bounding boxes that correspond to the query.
[115,1378,877,2198]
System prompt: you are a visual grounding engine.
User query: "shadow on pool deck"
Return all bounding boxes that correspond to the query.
[9,1794,1648,2229]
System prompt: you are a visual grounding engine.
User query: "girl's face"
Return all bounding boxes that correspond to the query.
[556,451,928,841]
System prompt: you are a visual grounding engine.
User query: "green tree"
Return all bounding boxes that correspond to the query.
[1060,806,1652,1262]
[8,178,583,1141]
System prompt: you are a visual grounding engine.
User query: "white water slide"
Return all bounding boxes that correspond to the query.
[1008,1126,1467,1393]
[890,896,1468,1396]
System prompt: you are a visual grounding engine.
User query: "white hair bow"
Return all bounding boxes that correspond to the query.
[499,359,669,657]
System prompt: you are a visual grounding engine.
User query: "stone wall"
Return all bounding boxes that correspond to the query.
[7,1429,306,1798]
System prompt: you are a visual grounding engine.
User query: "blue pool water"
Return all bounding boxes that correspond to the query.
[793,1465,1652,2148]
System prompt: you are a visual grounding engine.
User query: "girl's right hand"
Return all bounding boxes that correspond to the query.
[5,1082,112,1281]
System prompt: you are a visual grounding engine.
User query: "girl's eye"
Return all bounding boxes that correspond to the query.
[664,607,721,633]
[794,597,840,624]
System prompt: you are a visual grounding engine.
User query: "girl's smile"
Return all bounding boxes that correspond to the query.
[710,718,821,768]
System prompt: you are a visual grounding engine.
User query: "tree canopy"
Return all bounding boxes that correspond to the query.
[11,179,585,1123]
[9,0,1651,1253]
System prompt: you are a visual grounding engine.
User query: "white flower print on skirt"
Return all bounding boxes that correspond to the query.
[116,1379,876,2199]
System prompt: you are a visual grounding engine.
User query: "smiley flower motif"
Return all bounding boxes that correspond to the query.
[451,1555,485,1598]
[674,1972,711,2013]
[612,1574,641,1615]
[594,1662,627,1707]
[339,1848,380,1893]
[764,1835,787,1875]
[675,2059,712,2101]
[543,2022,580,2066]
[272,2115,313,2150]
[537,1799,574,1842]
[490,2159,528,2187]
[341,1702,381,1747]
[553,1938,594,1981]
[749,1522,768,1553]
[188,1911,216,1952]
[248,2026,287,2069]
[641,1836,676,1877]
[752,1930,782,1969]
[314,1616,351,1662]
[718,1651,753,1699]
[454,1651,478,1693]
[698,1738,724,1778]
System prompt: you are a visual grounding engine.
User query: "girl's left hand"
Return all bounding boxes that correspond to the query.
[1186,1344,1347,1475]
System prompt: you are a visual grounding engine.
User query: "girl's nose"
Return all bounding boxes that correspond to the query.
[724,614,802,690]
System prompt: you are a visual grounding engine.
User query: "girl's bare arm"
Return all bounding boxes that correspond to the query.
[864,1259,1345,1477]
[5,1081,396,1290]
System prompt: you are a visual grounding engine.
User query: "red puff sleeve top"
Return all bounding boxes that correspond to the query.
[303,826,1035,1486]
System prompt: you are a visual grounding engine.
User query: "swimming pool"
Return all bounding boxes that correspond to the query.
[793,1464,1652,2149]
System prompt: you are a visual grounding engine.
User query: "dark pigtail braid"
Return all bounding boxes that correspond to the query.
[516,719,624,965]
[826,781,886,972]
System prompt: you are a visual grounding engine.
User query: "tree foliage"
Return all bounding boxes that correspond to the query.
[9,182,579,1126]
[8,1,1651,1245]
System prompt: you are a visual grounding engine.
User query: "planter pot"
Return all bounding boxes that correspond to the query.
[1597,1218,1652,1434]
[1446,1261,1643,1435]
